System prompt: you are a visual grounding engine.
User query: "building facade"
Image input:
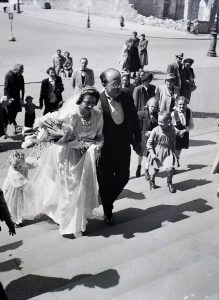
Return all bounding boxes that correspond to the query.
[3,0,218,26]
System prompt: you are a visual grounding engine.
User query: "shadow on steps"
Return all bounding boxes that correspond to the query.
[5,269,120,300]
[89,198,213,239]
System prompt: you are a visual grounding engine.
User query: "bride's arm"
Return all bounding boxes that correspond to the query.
[94,112,104,145]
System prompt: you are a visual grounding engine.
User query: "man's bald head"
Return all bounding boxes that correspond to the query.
[100,68,122,98]
[100,68,121,86]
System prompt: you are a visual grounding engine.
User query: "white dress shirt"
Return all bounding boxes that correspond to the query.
[105,92,124,125]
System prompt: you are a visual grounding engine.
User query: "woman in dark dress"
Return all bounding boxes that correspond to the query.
[180,58,195,103]
[128,32,141,78]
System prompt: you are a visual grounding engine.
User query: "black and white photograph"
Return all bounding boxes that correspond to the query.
[0,0,219,299]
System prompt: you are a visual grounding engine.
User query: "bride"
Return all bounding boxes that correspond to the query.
[26,87,103,238]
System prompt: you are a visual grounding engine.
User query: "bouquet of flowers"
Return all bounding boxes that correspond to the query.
[21,113,64,150]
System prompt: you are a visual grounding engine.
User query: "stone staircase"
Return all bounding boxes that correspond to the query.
[1,129,219,299]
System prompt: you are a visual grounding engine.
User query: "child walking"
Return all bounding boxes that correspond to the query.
[23,96,41,131]
[2,151,37,227]
[136,98,158,179]
[171,96,194,165]
[147,112,179,193]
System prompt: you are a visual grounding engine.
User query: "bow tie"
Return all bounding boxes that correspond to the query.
[81,69,87,72]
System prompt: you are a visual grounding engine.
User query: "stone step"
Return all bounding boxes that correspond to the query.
[1,166,216,279]
[32,222,219,299]
[3,208,219,299]
[114,256,219,300]
[1,187,216,279]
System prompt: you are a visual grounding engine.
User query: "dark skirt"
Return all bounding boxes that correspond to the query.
[25,112,35,128]
[175,131,189,150]
[7,100,21,124]
[129,47,141,72]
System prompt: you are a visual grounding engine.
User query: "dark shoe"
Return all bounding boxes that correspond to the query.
[136,165,141,177]
[104,215,114,226]
[217,191,219,198]
[168,182,176,193]
[145,170,150,181]
[15,223,23,228]
[149,180,155,190]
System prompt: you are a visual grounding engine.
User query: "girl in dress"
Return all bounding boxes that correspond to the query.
[147,112,179,193]
[171,96,194,164]
[136,98,158,179]
[2,151,37,227]
[28,87,104,238]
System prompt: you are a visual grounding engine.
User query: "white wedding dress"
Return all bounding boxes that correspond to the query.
[27,104,103,235]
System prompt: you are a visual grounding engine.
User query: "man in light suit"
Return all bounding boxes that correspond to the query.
[166,53,184,89]
[72,57,95,94]
[97,68,142,225]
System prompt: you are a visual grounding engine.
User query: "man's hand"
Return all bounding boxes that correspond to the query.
[179,129,187,137]
[134,142,142,155]
[5,218,16,236]
[150,152,156,160]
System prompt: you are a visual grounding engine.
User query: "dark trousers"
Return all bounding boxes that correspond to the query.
[97,145,131,218]
[44,102,59,115]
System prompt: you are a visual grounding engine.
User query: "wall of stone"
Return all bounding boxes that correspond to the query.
[68,0,138,19]
[36,0,70,10]
[152,0,164,18]
[131,0,153,17]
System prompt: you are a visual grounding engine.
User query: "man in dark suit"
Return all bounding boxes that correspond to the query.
[133,71,156,112]
[39,67,64,115]
[166,53,184,89]
[97,68,142,225]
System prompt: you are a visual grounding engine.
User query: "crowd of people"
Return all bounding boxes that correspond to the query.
[0,30,206,240]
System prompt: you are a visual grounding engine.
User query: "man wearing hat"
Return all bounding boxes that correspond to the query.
[166,53,184,89]
[180,58,195,102]
[133,71,156,112]
[155,73,179,113]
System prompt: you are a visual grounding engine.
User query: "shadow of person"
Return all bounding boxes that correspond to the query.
[118,189,145,200]
[174,179,212,191]
[90,198,213,239]
[5,269,120,300]
[0,241,23,253]
[0,258,22,272]
[190,139,216,146]
[0,141,22,152]
[187,164,208,170]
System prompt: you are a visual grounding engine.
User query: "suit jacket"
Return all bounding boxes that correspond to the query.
[166,62,182,88]
[72,68,95,92]
[97,91,141,149]
[155,85,179,113]
[39,76,64,108]
[133,84,156,112]
[4,70,24,113]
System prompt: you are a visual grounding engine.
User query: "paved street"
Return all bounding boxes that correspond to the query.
[0,6,219,300]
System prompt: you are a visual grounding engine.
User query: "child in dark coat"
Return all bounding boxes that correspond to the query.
[23,96,41,129]
[136,98,158,180]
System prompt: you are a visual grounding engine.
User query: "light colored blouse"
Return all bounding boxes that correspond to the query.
[62,106,104,142]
